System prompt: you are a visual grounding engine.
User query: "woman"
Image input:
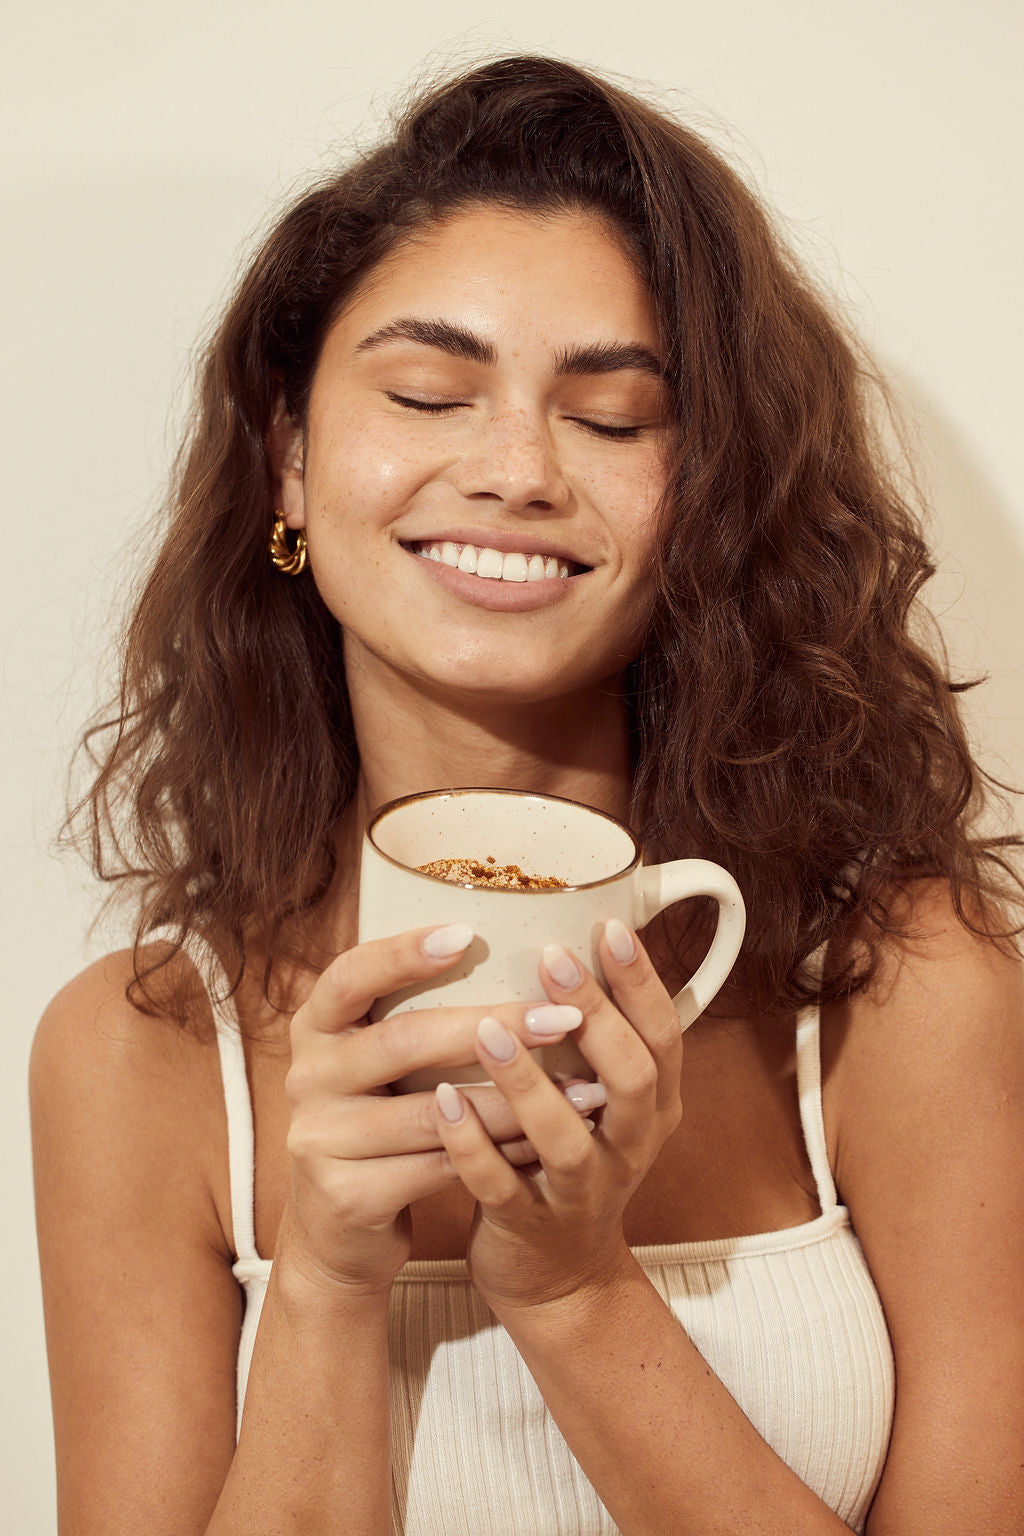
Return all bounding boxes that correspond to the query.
[31,54,1024,1535]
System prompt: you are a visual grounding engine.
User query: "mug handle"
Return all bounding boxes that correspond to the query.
[635,859,746,1031]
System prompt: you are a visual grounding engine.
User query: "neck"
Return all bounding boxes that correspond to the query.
[349,644,635,820]
[311,643,637,951]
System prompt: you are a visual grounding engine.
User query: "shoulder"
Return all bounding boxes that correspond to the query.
[31,945,232,1260]
[31,950,246,1526]
[820,882,1024,1530]
[32,944,221,1115]
[821,880,1024,1176]
[821,880,1023,1205]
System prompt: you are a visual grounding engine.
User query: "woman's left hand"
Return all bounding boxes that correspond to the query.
[432,919,684,1315]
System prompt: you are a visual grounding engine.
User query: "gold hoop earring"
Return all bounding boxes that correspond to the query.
[269,512,308,575]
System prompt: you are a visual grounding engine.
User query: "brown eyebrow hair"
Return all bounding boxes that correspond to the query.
[355,317,664,379]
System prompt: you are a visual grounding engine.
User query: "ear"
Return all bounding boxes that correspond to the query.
[267,397,306,530]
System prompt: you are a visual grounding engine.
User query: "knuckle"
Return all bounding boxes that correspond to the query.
[551,1133,597,1176]
[664,1100,684,1135]
[617,1055,659,1101]
[488,1178,523,1215]
[578,985,607,1021]
[286,1118,319,1163]
[321,1166,363,1221]
[501,1057,539,1095]
[323,963,359,1010]
[284,1057,316,1105]
[648,1015,682,1055]
[416,1091,442,1140]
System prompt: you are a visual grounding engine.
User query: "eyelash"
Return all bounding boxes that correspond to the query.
[385,392,644,441]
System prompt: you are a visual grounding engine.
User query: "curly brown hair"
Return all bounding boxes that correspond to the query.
[72,54,1022,1020]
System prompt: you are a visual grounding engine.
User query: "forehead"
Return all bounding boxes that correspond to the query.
[332,205,659,349]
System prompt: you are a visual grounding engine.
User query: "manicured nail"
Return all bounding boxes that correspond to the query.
[435,1082,465,1124]
[563,1081,607,1114]
[542,944,582,989]
[477,1014,517,1062]
[523,1003,583,1037]
[421,923,474,958]
[604,918,637,964]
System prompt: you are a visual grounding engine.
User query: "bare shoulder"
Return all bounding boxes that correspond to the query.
[31,948,242,1533]
[821,880,1024,1174]
[820,881,1024,1535]
[32,946,230,1246]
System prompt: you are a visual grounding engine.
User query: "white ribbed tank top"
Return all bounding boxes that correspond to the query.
[210,974,894,1535]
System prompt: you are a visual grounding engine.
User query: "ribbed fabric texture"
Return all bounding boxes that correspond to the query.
[209,971,894,1535]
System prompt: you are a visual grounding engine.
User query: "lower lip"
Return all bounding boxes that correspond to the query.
[404,549,586,611]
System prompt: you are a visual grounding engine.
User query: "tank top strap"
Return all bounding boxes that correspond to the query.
[179,934,260,1267]
[795,1000,839,1215]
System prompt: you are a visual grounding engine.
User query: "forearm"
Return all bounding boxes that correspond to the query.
[493,1254,851,1536]
[207,1261,392,1536]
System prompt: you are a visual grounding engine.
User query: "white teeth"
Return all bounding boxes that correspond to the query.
[414,541,578,581]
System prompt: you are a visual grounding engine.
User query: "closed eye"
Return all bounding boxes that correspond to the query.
[569,418,644,441]
[386,392,466,413]
[387,393,647,440]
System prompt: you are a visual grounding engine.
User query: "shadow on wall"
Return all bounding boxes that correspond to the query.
[893,367,1024,836]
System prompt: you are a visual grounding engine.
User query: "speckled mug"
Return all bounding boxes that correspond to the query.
[358,788,746,1092]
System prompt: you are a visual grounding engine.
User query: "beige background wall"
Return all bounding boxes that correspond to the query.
[3,1,1021,1526]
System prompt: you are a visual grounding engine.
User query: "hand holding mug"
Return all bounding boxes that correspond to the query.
[358,788,746,1091]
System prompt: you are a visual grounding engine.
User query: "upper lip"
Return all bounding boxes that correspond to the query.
[398,529,593,567]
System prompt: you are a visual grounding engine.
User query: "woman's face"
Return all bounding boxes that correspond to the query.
[278,204,672,706]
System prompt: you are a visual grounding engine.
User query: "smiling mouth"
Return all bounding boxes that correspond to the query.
[403,539,589,582]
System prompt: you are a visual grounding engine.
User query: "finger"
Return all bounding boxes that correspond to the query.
[539,941,674,1140]
[499,1136,541,1167]
[294,924,475,1040]
[291,1077,602,1160]
[470,1017,598,1200]
[432,1081,531,1215]
[297,1145,461,1217]
[298,1000,583,1098]
[597,920,684,1113]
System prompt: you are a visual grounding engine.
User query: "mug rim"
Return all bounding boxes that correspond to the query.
[365,786,641,893]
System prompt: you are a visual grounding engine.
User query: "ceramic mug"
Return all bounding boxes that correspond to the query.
[358,788,746,1092]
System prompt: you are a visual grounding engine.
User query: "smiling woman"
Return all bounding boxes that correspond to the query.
[274,208,668,674]
[31,53,1024,1536]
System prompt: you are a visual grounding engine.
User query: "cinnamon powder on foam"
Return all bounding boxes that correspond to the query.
[417,856,567,891]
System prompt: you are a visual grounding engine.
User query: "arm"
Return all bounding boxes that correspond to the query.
[32,933,585,1533]
[822,884,1024,1535]
[30,950,404,1535]
[435,903,1024,1535]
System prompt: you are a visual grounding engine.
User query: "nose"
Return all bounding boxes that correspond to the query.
[451,406,570,513]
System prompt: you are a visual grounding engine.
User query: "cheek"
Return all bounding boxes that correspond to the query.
[304,417,434,528]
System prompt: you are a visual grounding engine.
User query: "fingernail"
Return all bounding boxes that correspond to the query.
[477,1014,517,1062]
[563,1081,607,1114]
[604,918,637,964]
[435,1082,465,1123]
[523,1003,583,1037]
[542,944,582,989]
[421,923,474,958]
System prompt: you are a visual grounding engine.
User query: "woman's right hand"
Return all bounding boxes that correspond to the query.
[278,923,585,1298]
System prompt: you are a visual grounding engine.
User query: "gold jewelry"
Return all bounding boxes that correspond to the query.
[269,512,308,575]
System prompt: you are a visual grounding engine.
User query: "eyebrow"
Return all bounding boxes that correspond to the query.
[355,317,664,380]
